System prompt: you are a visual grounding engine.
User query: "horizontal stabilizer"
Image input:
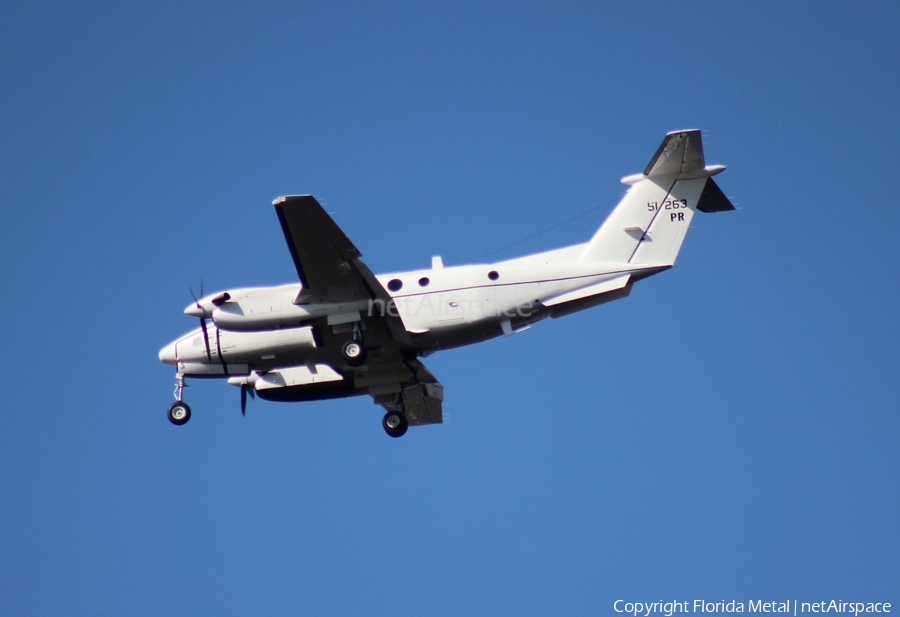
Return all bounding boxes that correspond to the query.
[697,177,735,213]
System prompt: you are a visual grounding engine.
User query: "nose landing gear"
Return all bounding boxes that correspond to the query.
[167,373,191,426]
[168,401,191,425]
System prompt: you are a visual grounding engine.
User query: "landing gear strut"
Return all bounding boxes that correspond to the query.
[168,373,191,426]
[382,408,408,438]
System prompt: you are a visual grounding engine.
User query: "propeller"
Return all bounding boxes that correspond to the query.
[240,383,255,416]
[189,282,213,363]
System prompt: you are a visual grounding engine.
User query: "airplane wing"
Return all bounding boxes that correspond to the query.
[274,195,410,340]
[275,195,376,304]
[273,195,440,424]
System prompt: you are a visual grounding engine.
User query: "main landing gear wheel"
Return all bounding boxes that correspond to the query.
[168,401,191,426]
[382,410,408,438]
[342,339,367,367]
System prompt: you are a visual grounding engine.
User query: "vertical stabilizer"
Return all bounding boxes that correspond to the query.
[581,130,729,266]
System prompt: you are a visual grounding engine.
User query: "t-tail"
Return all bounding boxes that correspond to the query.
[581,129,734,267]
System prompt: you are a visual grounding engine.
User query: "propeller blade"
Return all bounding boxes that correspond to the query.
[240,385,248,416]
[189,285,201,310]
[190,280,208,311]
[213,326,228,374]
[199,317,212,363]
[190,283,212,362]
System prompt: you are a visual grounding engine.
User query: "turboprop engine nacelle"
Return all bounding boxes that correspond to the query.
[227,364,344,391]
[159,324,320,374]
[211,300,373,331]
[185,285,370,331]
[211,301,308,331]
[185,285,301,331]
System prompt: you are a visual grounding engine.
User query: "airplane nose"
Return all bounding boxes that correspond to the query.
[159,340,178,365]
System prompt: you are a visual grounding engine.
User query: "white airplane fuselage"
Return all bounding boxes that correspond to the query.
[158,130,734,436]
[160,251,659,373]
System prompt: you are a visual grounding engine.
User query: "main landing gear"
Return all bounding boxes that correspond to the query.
[341,321,367,367]
[382,408,408,438]
[341,339,366,366]
[168,373,191,426]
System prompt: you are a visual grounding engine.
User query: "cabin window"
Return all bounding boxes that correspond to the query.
[488,270,499,281]
[418,277,430,287]
[387,278,403,292]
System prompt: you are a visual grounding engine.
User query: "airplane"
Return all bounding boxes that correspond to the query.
[159,129,734,437]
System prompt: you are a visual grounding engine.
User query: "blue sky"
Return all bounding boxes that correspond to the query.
[1,1,898,615]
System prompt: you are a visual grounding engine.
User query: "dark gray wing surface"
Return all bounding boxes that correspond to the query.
[274,195,371,305]
[274,193,411,342]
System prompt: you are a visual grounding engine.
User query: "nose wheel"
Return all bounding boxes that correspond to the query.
[168,401,192,425]
[167,373,192,426]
